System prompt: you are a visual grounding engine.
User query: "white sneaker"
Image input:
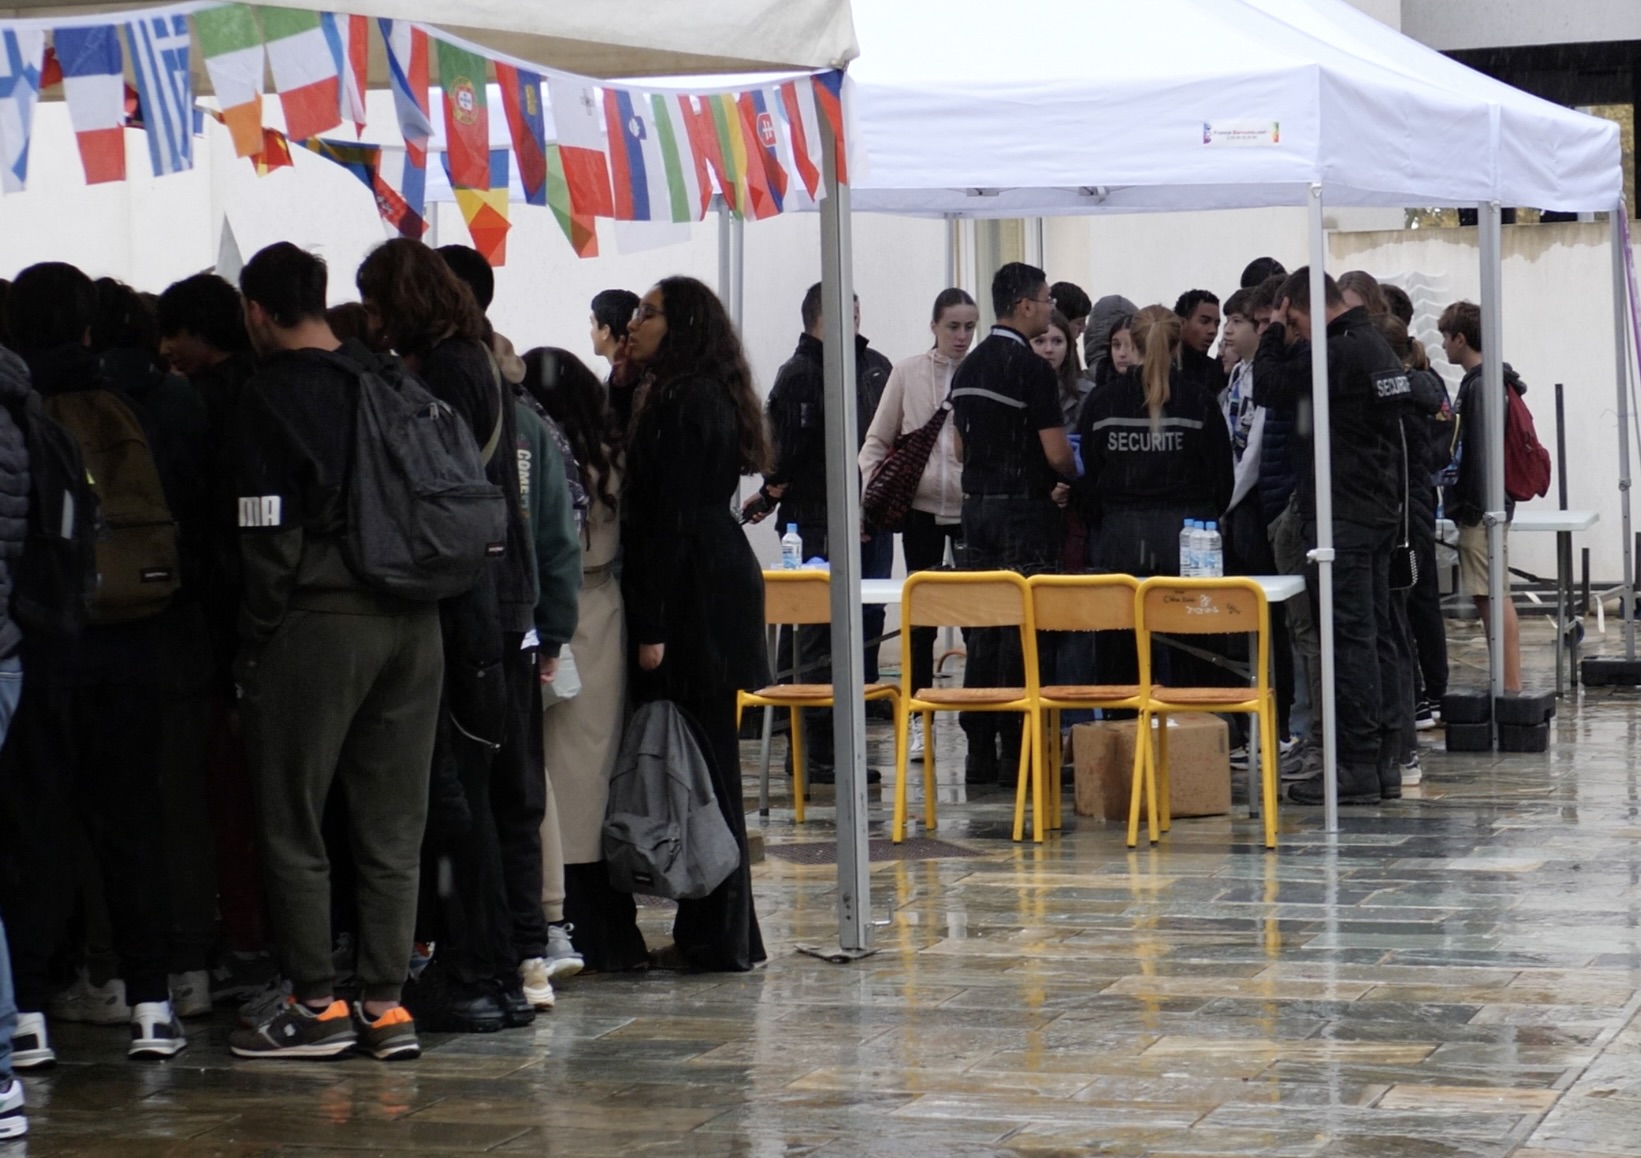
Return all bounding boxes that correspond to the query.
[0,1077,25,1139]
[238,976,292,1029]
[544,924,584,982]
[907,718,925,763]
[11,1012,54,1070]
[129,1000,187,1059]
[50,971,131,1025]
[518,957,556,1010]
[1400,757,1424,787]
[169,970,213,1019]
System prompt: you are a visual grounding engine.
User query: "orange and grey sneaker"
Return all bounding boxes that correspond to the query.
[229,998,356,1059]
[353,1002,421,1061]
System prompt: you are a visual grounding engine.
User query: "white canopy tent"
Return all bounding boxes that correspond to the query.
[2,0,859,76]
[795,0,1625,938]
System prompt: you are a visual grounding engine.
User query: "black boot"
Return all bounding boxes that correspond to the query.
[1286,764,1380,806]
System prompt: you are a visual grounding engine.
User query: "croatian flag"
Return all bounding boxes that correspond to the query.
[376,146,428,237]
[54,25,126,185]
[377,21,431,231]
[124,14,193,176]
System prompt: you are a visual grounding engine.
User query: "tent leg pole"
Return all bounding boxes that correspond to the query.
[820,111,872,958]
[1479,202,1507,708]
[1308,186,1339,834]
[1613,204,1636,660]
[730,211,746,330]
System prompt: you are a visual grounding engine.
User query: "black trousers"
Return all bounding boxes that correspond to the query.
[666,693,764,972]
[1306,522,1400,791]
[902,510,964,695]
[492,637,549,963]
[1406,522,1447,703]
[959,495,1059,762]
[0,678,170,1010]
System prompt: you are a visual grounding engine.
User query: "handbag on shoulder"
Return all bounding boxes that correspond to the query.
[861,403,948,534]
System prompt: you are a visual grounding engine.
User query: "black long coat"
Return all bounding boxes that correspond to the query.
[622,373,767,700]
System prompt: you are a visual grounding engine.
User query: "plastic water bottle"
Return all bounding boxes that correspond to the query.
[1203,521,1223,578]
[781,524,803,570]
[1179,519,1197,577]
[1190,521,1206,577]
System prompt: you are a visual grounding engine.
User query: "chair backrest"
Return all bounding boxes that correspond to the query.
[904,570,1030,629]
[762,570,831,626]
[1134,576,1270,692]
[1029,574,1139,633]
[901,570,1038,695]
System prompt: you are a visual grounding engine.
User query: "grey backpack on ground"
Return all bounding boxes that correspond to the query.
[321,349,509,602]
[603,701,740,901]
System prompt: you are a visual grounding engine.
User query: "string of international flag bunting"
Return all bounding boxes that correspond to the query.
[0,3,848,262]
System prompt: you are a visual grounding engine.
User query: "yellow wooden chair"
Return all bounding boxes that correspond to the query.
[736,570,902,823]
[1128,576,1279,850]
[894,571,1042,843]
[1028,574,1146,835]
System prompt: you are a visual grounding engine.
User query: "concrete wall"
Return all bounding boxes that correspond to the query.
[1400,0,1641,50]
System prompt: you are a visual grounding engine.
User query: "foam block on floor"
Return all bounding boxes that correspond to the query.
[1581,657,1641,687]
[1498,721,1550,753]
[1495,691,1555,727]
[1441,690,1492,725]
[1445,720,1493,752]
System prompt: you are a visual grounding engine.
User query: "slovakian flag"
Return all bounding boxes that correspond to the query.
[193,5,265,158]
[546,76,614,220]
[258,7,341,141]
[124,14,193,177]
[737,90,785,218]
[0,28,43,193]
[53,25,124,184]
[650,92,705,223]
[319,12,368,134]
[436,39,489,191]
[495,62,546,207]
[812,69,847,184]
[447,147,510,266]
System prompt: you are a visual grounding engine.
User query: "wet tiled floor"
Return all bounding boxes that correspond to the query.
[13,621,1641,1156]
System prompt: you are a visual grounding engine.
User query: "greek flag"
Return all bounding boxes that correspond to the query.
[124,14,194,176]
[0,28,44,193]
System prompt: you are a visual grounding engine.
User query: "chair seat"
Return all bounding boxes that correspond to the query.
[744,682,898,702]
[1150,685,1263,707]
[1040,683,1143,703]
[912,687,1029,706]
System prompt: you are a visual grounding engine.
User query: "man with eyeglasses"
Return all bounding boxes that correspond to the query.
[948,262,1077,788]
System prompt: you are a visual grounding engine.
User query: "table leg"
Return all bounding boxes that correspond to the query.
[758,624,778,815]
[1556,530,1569,697]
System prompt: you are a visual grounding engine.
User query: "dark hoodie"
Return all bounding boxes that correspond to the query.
[0,347,31,660]
[1081,294,1137,391]
[1444,362,1525,527]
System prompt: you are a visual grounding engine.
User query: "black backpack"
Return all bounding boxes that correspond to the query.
[323,350,509,603]
[10,395,99,636]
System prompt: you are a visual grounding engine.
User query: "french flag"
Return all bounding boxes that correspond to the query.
[54,25,125,184]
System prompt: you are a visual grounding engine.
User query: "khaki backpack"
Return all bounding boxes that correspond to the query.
[45,389,180,623]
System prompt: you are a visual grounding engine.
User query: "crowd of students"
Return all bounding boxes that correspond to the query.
[0,238,1522,1139]
[751,259,1519,810]
[0,241,778,1141]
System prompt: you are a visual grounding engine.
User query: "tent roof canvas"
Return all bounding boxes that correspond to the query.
[843,0,1620,217]
[1,0,859,77]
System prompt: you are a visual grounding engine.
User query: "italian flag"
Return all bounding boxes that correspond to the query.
[194,5,264,158]
[257,7,340,141]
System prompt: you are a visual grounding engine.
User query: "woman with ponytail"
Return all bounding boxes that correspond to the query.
[1074,304,1234,686]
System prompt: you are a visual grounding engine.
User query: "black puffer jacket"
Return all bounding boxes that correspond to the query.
[0,348,31,659]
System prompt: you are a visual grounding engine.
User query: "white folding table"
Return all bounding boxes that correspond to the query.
[1436,509,1598,695]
